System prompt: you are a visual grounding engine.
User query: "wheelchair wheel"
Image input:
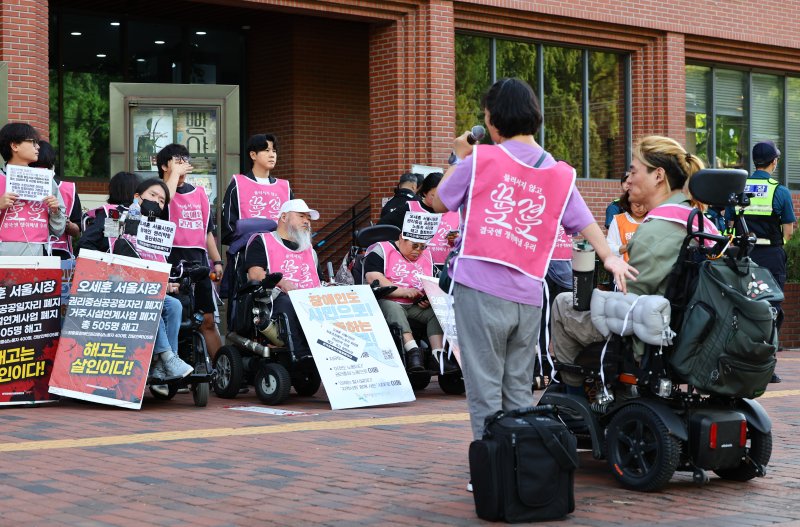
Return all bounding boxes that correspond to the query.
[150,384,178,400]
[714,426,772,481]
[605,404,680,492]
[438,373,465,395]
[408,372,431,391]
[192,382,209,407]
[292,369,322,397]
[213,346,244,398]
[255,363,291,405]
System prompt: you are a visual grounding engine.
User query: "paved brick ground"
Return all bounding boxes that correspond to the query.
[0,353,799,526]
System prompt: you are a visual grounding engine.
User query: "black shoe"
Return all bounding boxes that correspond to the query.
[770,373,782,383]
[405,347,425,372]
[439,353,459,374]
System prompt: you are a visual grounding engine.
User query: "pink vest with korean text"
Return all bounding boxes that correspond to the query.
[406,201,460,265]
[234,174,290,222]
[0,172,49,243]
[107,203,167,264]
[551,225,573,261]
[51,180,77,254]
[461,145,575,280]
[377,241,434,305]
[257,232,321,289]
[170,186,210,250]
[645,203,720,247]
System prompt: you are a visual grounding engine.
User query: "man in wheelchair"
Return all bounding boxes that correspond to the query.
[363,233,456,374]
[243,199,323,356]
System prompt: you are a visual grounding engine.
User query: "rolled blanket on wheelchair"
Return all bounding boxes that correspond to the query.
[589,290,674,346]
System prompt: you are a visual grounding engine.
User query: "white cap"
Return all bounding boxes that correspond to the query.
[279,199,320,221]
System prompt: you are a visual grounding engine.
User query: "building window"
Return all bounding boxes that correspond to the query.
[455,33,630,179]
[686,64,800,189]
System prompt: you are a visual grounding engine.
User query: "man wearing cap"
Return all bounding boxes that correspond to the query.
[727,140,795,383]
[380,172,423,218]
[363,234,454,374]
[244,199,323,356]
[221,134,294,245]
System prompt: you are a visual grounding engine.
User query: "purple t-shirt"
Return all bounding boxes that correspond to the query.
[438,140,595,306]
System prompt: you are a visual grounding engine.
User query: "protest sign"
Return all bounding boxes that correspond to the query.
[0,257,62,405]
[419,275,460,365]
[4,165,53,201]
[401,211,441,244]
[136,219,177,257]
[48,250,171,409]
[289,285,415,410]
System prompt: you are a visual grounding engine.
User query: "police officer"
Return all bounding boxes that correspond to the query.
[729,140,795,383]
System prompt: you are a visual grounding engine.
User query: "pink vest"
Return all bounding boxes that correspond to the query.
[0,173,50,243]
[170,186,210,250]
[406,201,459,265]
[645,203,720,247]
[377,241,434,305]
[234,174,291,222]
[105,204,167,263]
[256,232,321,289]
[461,145,575,281]
[551,225,574,261]
[51,181,76,255]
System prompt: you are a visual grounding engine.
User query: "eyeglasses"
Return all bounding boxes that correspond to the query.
[171,155,191,163]
[21,139,39,148]
[410,242,427,250]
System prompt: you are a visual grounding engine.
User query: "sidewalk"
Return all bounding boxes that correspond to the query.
[0,353,798,526]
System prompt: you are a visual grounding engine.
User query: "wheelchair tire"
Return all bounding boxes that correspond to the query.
[213,346,244,399]
[150,384,178,400]
[255,363,291,405]
[292,369,322,397]
[605,404,680,492]
[192,382,209,407]
[438,373,465,395]
[714,427,772,481]
[408,372,431,391]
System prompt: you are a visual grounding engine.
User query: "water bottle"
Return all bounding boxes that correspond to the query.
[127,201,141,221]
[124,201,141,236]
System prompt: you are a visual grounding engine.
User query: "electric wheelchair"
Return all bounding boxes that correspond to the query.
[541,168,776,491]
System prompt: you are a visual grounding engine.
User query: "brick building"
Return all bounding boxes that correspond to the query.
[2,0,800,256]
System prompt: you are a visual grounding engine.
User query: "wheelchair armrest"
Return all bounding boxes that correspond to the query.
[370,279,397,300]
[237,280,263,297]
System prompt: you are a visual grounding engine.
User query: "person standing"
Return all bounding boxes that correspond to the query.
[728,140,795,383]
[604,171,631,229]
[432,78,635,483]
[380,172,423,218]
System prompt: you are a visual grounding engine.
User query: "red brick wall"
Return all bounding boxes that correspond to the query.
[780,283,800,349]
[0,0,49,133]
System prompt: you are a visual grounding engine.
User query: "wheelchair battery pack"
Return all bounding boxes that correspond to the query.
[469,406,577,523]
[688,409,747,470]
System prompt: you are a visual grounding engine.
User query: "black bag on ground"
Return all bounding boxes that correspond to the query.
[469,405,577,523]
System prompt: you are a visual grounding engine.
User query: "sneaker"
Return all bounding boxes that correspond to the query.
[161,352,194,380]
[151,384,169,397]
[770,373,782,383]
[466,481,473,493]
[150,358,167,380]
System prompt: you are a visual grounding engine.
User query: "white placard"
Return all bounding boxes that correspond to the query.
[136,219,177,257]
[5,165,53,201]
[401,211,441,244]
[419,275,460,365]
[289,285,415,410]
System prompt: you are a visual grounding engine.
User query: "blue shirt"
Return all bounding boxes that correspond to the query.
[725,170,796,224]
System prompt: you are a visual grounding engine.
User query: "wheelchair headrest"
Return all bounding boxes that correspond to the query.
[356,225,401,247]
[688,168,748,208]
[226,218,279,256]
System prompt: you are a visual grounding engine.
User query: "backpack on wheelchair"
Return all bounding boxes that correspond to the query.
[214,219,321,405]
[541,168,777,491]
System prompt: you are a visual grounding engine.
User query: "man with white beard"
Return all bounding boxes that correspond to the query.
[244,199,323,356]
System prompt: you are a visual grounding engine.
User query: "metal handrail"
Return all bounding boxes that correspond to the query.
[313,195,371,265]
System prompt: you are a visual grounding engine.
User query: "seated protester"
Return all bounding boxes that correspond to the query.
[0,123,66,256]
[29,141,82,259]
[551,135,716,396]
[157,143,224,361]
[363,234,456,374]
[107,178,193,386]
[606,194,647,262]
[221,133,294,246]
[604,171,631,230]
[380,172,423,218]
[379,172,460,267]
[76,171,140,255]
[244,199,324,356]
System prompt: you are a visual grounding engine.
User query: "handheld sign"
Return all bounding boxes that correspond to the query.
[5,165,53,201]
[419,275,460,365]
[136,219,177,257]
[402,211,441,244]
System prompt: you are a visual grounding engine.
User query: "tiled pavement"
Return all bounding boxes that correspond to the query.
[1,353,799,526]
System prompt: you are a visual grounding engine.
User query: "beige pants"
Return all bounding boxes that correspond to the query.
[550,292,604,387]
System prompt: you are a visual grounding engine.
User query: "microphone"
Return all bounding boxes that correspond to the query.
[467,125,486,145]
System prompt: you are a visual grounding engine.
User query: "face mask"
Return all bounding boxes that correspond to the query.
[140,198,163,219]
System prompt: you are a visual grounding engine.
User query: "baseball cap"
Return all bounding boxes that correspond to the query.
[279,199,320,221]
[752,140,780,166]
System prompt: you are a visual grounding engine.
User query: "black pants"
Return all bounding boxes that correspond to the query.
[750,245,787,332]
[273,292,311,355]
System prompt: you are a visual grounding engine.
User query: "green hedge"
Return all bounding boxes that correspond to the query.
[785,229,800,283]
